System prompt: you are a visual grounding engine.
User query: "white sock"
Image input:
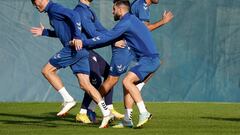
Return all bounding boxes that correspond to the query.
[79,108,87,114]
[98,100,110,116]
[136,101,147,114]
[58,87,74,102]
[107,104,113,110]
[136,82,145,91]
[124,108,133,121]
[88,100,97,111]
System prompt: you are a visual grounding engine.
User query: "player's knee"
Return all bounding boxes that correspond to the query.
[107,76,119,86]
[79,79,91,91]
[41,66,55,78]
[41,67,49,77]
[79,81,86,90]
[122,77,130,87]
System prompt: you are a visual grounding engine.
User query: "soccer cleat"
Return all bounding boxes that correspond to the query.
[110,109,124,119]
[112,119,133,128]
[57,100,76,117]
[75,113,91,124]
[99,113,114,128]
[87,109,97,123]
[136,112,152,128]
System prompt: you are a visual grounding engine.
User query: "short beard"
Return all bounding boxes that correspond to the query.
[114,15,120,21]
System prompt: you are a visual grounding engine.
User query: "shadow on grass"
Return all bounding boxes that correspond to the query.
[0,112,99,128]
[201,116,240,122]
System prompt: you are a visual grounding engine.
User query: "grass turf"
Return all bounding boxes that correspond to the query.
[0,102,240,135]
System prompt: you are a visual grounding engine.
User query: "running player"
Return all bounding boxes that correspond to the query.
[74,0,124,124]
[30,0,113,128]
[73,0,134,123]
[112,0,174,128]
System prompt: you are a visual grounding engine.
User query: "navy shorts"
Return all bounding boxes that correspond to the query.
[130,55,160,81]
[49,46,90,75]
[109,46,134,76]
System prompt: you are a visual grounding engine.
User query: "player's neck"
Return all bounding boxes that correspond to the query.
[41,0,49,11]
[81,0,90,6]
[145,0,152,6]
[120,11,129,19]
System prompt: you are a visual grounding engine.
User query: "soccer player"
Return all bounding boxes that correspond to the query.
[70,0,161,128]
[131,0,174,31]
[112,0,174,128]
[76,50,115,124]
[74,0,125,123]
[73,0,135,122]
[30,0,113,128]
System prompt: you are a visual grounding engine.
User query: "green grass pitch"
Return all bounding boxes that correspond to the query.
[0,102,240,135]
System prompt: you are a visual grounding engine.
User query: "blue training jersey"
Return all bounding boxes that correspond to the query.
[42,1,82,47]
[74,2,108,39]
[74,2,116,49]
[83,13,159,58]
[131,0,150,22]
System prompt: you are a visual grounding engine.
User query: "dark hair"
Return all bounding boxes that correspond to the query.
[114,0,130,9]
[31,0,35,5]
[113,0,119,3]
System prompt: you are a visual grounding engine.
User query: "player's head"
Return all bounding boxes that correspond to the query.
[31,0,49,13]
[112,0,130,21]
[81,0,93,2]
[150,0,159,4]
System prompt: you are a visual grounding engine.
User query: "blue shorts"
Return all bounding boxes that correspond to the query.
[49,47,90,75]
[109,46,134,76]
[130,55,160,81]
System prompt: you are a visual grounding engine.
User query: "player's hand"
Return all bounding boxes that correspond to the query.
[114,40,126,48]
[30,23,44,37]
[69,39,83,51]
[162,11,174,24]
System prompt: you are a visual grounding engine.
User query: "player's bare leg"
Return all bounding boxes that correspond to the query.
[122,72,152,128]
[98,75,124,119]
[76,73,114,128]
[98,75,119,96]
[41,63,76,116]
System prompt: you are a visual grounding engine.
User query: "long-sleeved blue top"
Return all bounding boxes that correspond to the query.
[83,13,159,58]
[41,1,82,47]
[73,2,119,49]
[74,2,107,39]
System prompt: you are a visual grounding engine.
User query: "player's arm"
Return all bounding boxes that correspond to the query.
[82,21,128,49]
[42,29,57,37]
[94,19,126,48]
[145,11,174,31]
[31,23,57,37]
